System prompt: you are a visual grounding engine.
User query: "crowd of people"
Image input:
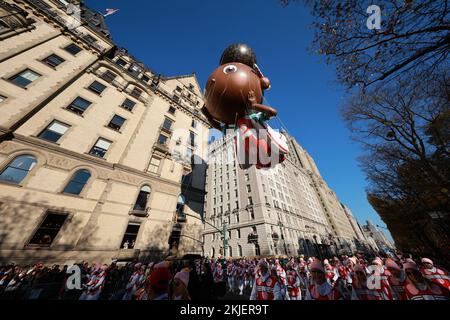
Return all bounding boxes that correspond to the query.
[0,252,449,300]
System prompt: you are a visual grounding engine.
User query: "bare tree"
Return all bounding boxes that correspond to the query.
[282,0,450,88]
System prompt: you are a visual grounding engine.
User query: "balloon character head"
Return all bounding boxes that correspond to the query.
[202,44,276,129]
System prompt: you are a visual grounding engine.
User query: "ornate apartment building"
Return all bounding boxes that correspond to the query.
[0,0,210,264]
[203,132,370,258]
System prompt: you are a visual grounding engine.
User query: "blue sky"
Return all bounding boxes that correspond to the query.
[86,0,392,239]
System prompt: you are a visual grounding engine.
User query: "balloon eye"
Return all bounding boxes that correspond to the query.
[223,65,237,74]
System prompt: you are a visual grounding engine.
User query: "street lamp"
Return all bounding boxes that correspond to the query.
[185,212,228,259]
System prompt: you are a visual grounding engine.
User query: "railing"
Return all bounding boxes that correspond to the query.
[153,142,170,154]
[129,207,149,217]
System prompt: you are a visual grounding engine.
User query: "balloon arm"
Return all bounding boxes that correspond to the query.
[250,103,277,120]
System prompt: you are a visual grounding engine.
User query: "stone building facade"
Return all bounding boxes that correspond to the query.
[0,0,209,264]
[202,131,365,258]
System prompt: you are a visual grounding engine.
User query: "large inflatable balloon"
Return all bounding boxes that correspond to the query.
[202,44,275,129]
[202,43,289,169]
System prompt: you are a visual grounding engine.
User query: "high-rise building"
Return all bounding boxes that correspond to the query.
[203,131,365,258]
[0,0,209,264]
[361,220,395,252]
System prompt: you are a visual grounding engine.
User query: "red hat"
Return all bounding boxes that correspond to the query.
[149,266,172,290]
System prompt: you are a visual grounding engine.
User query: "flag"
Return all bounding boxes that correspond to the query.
[104,8,119,17]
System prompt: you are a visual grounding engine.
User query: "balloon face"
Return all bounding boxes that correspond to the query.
[204,62,263,125]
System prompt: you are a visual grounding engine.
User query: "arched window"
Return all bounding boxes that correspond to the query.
[133,185,151,211]
[0,155,37,184]
[63,169,91,195]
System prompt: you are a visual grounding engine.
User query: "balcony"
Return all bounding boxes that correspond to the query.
[129,207,149,217]
[153,142,170,154]
[114,249,140,261]
[160,124,173,135]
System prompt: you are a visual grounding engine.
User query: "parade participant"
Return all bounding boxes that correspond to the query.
[147,264,172,300]
[226,261,234,292]
[385,258,406,300]
[367,258,394,300]
[237,262,246,295]
[250,260,282,300]
[171,269,190,300]
[79,264,107,300]
[403,261,449,300]
[351,264,386,300]
[122,262,145,300]
[420,258,450,290]
[286,262,302,300]
[305,260,341,300]
[274,259,288,299]
[213,262,224,283]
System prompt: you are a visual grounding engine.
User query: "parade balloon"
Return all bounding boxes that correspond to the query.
[204,62,264,125]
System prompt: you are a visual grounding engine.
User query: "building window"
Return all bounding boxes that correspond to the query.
[235,201,239,210]
[66,97,91,115]
[9,69,40,88]
[237,229,241,238]
[162,118,173,130]
[64,43,82,55]
[191,120,197,128]
[107,115,126,132]
[89,138,111,158]
[148,157,161,173]
[141,75,150,83]
[88,81,106,95]
[101,70,117,83]
[0,155,37,184]
[188,131,196,147]
[244,173,249,181]
[0,20,9,32]
[130,87,142,99]
[28,211,67,246]
[133,185,151,211]
[83,34,97,43]
[121,222,140,249]
[116,58,127,67]
[38,120,70,143]
[186,147,193,160]
[238,245,243,257]
[157,134,168,146]
[235,190,238,197]
[246,185,251,192]
[42,54,65,68]
[56,0,70,7]
[249,207,255,219]
[121,98,136,112]
[63,169,91,195]
[168,106,176,114]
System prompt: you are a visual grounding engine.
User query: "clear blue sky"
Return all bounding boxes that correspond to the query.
[86,0,392,240]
